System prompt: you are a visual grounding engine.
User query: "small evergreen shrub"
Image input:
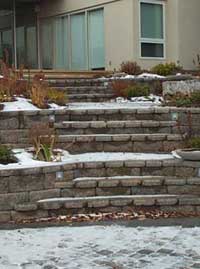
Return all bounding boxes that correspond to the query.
[186,137,200,149]
[0,145,15,164]
[167,91,200,107]
[125,84,150,98]
[151,62,182,76]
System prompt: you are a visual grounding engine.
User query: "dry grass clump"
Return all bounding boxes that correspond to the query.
[0,61,68,108]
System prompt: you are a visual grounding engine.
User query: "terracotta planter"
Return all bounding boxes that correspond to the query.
[175,148,200,161]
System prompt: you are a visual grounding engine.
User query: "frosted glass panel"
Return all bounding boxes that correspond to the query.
[54,17,69,69]
[27,26,37,68]
[41,20,53,69]
[2,30,13,64]
[71,13,86,70]
[16,26,25,66]
[141,3,163,39]
[88,9,105,69]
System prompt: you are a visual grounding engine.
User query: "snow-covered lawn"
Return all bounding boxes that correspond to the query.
[0,225,200,269]
[0,149,174,170]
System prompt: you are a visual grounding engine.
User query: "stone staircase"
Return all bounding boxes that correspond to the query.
[1,77,200,221]
[49,78,115,102]
[31,78,199,216]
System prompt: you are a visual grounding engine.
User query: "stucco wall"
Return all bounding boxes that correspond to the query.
[38,0,200,70]
[177,0,200,70]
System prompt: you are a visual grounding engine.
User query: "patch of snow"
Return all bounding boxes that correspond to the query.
[48,103,67,110]
[0,225,199,269]
[0,148,174,170]
[2,97,39,111]
[115,94,163,106]
[137,73,165,79]
[172,150,182,159]
[68,99,163,110]
[99,72,166,81]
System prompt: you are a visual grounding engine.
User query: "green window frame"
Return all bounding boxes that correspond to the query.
[140,0,165,58]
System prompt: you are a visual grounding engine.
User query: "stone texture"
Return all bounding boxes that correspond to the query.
[88,199,109,208]
[96,187,131,196]
[29,189,60,202]
[14,203,38,212]
[0,211,11,223]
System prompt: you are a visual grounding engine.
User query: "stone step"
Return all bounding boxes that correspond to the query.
[55,86,113,95]
[48,78,105,87]
[37,194,200,213]
[57,133,183,153]
[62,176,200,197]
[55,120,176,135]
[68,93,114,103]
[65,107,178,122]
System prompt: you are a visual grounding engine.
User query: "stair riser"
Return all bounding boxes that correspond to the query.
[54,87,113,95]
[56,127,174,135]
[68,96,114,103]
[48,80,105,87]
[60,185,200,198]
[58,140,183,153]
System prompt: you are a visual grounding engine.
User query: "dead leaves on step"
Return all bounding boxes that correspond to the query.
[11,209,200,226]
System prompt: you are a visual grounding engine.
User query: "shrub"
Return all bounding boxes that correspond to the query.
[30,80,49,109]
[111,80,132,97]
[166,91,200,107]
[0,60,68,108]
[0,60,27,100]
[175,97,192,107]
[0,145,15,164]
[190,91,200,104]
[151,62,182,76]
[186,137,200,149]
[29,123,56,162]
[120,61,142,75]
[47,88,68,106]
[125,84,150,98]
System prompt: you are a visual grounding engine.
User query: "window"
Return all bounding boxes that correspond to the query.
[140,1,165,58]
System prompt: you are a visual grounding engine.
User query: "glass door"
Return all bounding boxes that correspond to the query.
[71,13,86,70]
[88,9,105,70]
[41,19,53,69]
[53,16,69,69]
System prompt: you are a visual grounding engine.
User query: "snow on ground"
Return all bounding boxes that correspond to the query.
[115,94,164,106]
[0,149,174,170]
[0,225,200,269]
[2,97,39,111]
[1,98,162,112]
[68,98,163,110]
[1,97,67,112]
[100,72,166,80]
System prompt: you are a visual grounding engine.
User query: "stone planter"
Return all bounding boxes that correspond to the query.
[176,148,200,161]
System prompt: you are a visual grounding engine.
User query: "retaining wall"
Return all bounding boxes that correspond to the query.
[0,158,200,223]
[1,107,200,147]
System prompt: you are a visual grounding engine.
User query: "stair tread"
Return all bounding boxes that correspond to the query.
[56,120,176,128]
[38,194,196,203]
[74,176,165,182]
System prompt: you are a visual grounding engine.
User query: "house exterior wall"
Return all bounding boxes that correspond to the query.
[38,0,200,71]
[177,0,200,70]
